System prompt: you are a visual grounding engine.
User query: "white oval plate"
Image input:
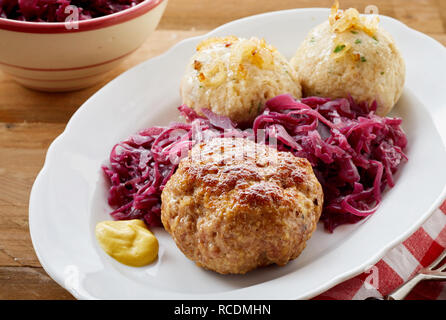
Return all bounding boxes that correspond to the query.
[29,8,446,300]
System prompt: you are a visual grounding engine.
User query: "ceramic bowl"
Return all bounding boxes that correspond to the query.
[0,0,168,92]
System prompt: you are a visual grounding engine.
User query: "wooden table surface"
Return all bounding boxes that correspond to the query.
[0,0,445,300]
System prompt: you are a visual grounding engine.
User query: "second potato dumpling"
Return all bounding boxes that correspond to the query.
[180,36,302,125]
[291,3,405,116]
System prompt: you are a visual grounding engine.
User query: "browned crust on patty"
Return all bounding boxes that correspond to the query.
[161,137,323,274]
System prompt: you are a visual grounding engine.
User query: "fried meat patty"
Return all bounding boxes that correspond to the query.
[161,138,323,274]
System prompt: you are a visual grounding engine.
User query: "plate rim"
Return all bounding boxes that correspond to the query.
[29,7,446,300]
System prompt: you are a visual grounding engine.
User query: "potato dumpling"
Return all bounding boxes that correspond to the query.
[181,36,302,125]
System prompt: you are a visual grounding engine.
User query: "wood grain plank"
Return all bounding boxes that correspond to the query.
[1,1,444,124]
[0,205,41,267]
[159,0,445,34]
[0,122,65,149]
[0,150,48,207]
[428,33,446,46]
[392,0,444,34]
[0,123,73,297]
[159,0,397,30]
[435,0,446,31]
[0,267,74,299]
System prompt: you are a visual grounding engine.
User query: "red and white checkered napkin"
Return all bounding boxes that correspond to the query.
[314,200,446,300]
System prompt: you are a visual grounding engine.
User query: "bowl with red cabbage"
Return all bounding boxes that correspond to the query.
[0,0,167,91]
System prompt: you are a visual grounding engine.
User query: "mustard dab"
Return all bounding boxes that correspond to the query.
[95,219,159,267]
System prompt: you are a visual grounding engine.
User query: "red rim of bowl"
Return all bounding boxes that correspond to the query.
[0,0,164,33]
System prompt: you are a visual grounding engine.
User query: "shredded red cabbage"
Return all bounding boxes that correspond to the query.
[102,106,248,227]
[103,95,407,232]
[0,0,144,22]
[257,94,407,231]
